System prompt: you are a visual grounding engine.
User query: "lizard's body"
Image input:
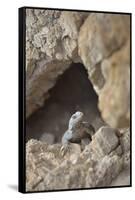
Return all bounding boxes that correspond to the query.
[61,111,95,155]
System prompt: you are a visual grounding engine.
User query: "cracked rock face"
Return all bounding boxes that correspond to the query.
[89,126,119,157]
[26,127,130,191]
[26,9,88,117]
[99,41,130,128]
[78,13,130,128]
[26,10,130,129]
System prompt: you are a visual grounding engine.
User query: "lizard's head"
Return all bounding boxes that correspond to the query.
[68,111,84,130]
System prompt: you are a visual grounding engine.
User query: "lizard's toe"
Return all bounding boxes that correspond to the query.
[60,144,70,156]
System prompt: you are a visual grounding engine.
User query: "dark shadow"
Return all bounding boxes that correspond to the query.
[26,63,104,143]
[8,184,18,191]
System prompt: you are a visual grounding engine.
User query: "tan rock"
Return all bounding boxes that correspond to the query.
[78,13,130,128]
[26,9,88,117]
[26,126,130,191]
[78,13,130,94]
[89,126,119,158]
[99,41,130,128]
[26,10,130,128]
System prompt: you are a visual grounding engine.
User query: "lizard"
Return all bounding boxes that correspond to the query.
[60,111,95,156]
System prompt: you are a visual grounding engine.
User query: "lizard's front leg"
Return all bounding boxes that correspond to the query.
[60,142,71,156]
[60,130,73,156]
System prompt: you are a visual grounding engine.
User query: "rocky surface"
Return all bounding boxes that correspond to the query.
[99,40,130,128]
[26,9,88,118]
[25,9,131,192]
[78,13,130,128]
[26,127,130,191]
[26,10,130,128]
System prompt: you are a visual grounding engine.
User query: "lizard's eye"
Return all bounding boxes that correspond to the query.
[72,115,76,119]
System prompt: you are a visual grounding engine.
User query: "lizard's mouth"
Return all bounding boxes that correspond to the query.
[26,62,103,144]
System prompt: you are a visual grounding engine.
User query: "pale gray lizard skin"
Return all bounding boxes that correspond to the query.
[61,111,95,155]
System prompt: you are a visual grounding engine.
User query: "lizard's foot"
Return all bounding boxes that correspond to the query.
[60,143,71,156]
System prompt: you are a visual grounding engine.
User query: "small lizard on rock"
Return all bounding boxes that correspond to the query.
[60,111,95,156]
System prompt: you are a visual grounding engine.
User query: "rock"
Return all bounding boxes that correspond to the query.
[25,10,130,191]
[120,128,130,153]
[110,168,130,186]
[78,13,130,93]
[109,145,123,157]
[26,10,130,129]
[78,13,130,128]
[89,126,119,158]
[119,128,130,169]
[99,41,130,128]
[26,9,88,117]
[26,126,130,191]
[94,155,123,186]
[123,151,130,169]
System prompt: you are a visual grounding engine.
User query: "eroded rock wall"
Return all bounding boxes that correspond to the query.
[25,9,131,191]
[26,9,88,118]
[26,10,130,129]
[26,127,130,191]
[78,13,130,128]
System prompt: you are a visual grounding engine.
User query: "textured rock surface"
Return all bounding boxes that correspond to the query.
[99,41,130,128]
[26,127,130,191]
[25,10,131,192]
[89,126,119,158]
[26,9,88,117]
[78,13,130,93]
[78,13,130,128]
[26,10,130,129]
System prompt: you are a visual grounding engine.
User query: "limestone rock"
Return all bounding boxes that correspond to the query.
[26,10,130,129]
[26,126,130,191]
[94,155,123,186]
[25,10,130,192]
[110,168,130,186]
[78,13,130,128]
[120,128,130,153]
[99,41,130,128]
[89,126,119,158]
[78,13,130,94]
[26,9,88,117]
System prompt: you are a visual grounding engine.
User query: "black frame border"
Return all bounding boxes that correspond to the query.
[19,6,132,194]
[19,7,26,193]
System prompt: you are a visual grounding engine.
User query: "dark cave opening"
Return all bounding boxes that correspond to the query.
[26,63,105,143]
